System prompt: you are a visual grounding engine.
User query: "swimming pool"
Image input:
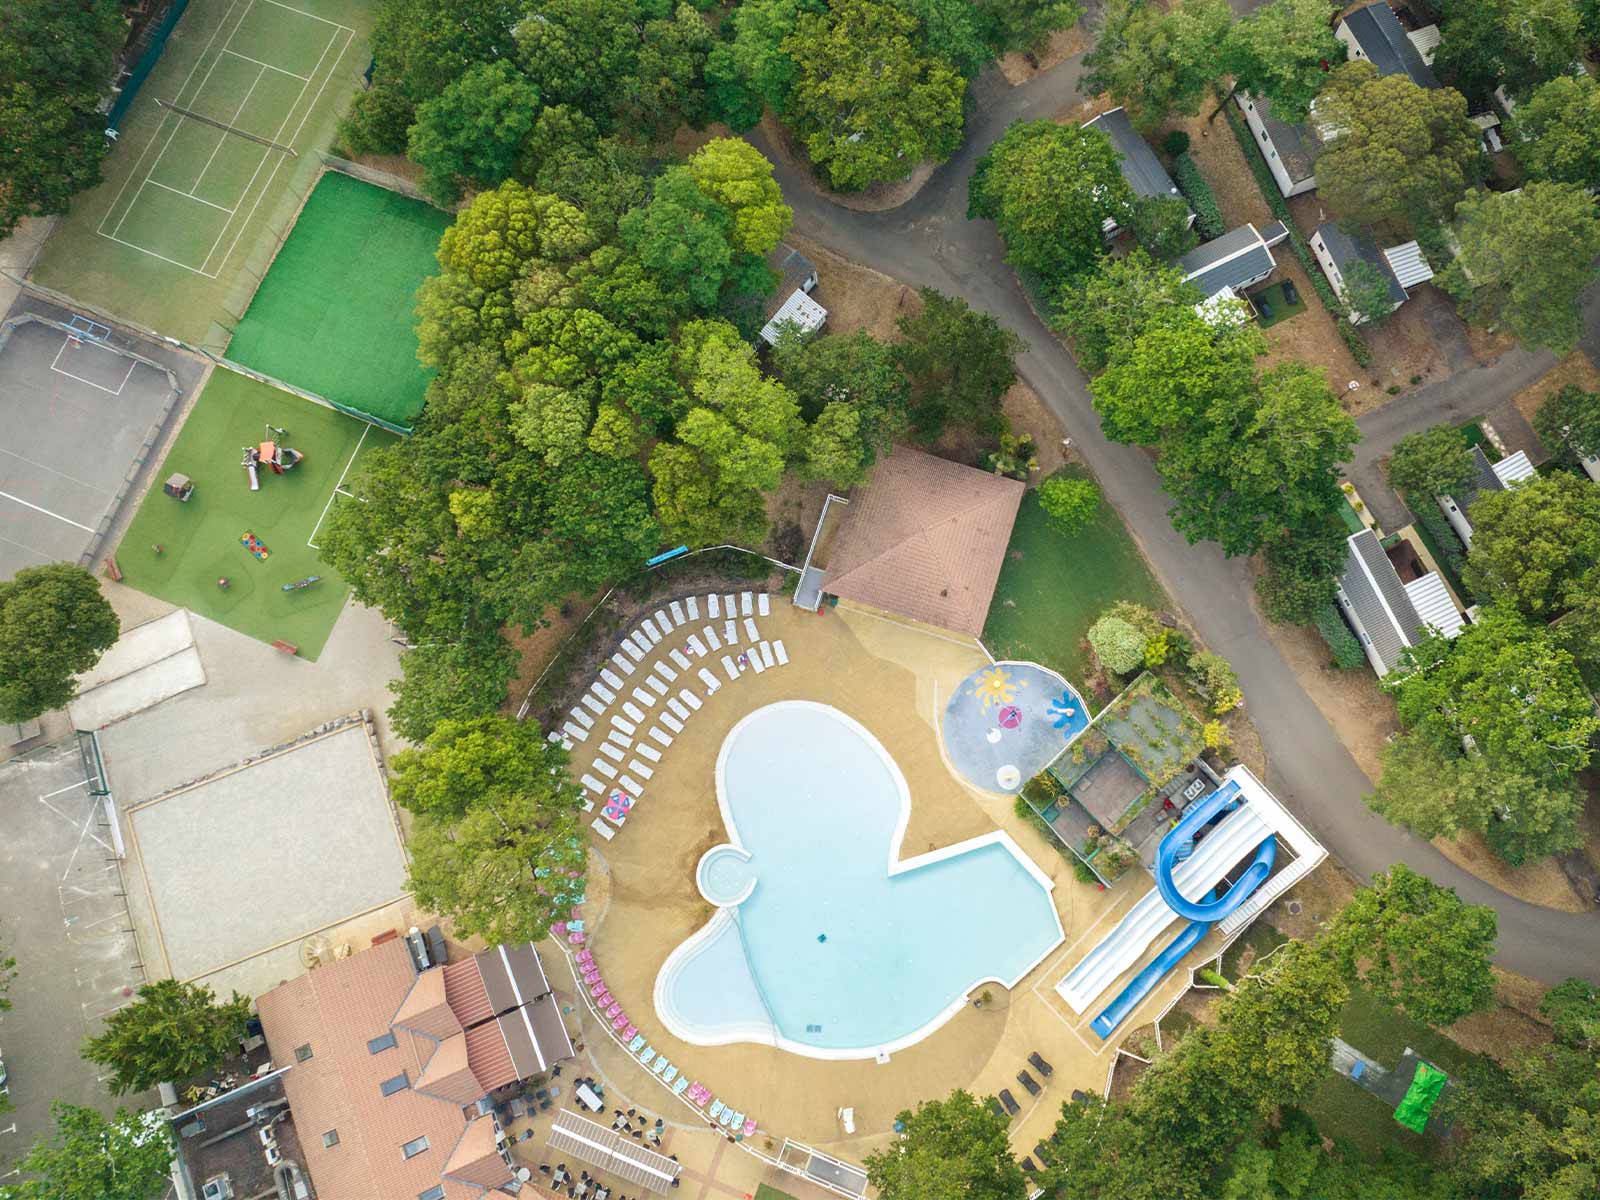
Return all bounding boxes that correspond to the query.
[654,702,1065,1060]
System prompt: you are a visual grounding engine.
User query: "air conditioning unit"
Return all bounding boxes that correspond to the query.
[202,1176,234,1200]
[258,1127,277,1148]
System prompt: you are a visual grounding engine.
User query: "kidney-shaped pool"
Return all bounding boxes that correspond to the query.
[653,701,1065,1060]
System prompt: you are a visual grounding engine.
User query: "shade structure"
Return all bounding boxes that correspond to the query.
[547,1110,683,1194]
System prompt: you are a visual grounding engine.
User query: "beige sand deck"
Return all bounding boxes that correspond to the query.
[552,595,1210,1167]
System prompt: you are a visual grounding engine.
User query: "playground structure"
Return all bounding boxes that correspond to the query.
[1056,765,1325,1039]
[240,425,305,491]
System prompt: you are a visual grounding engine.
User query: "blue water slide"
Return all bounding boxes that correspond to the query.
[1087,781,1277,1038]
[1153,782,1276,922]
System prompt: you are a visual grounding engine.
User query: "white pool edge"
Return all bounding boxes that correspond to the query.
[654,700,1067,1062]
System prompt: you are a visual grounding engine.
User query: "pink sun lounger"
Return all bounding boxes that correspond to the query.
[606,1002,622,1019]
[621,1023,637,1041]
[596,991,613,1007]
[743,1117,757,1136]
[612,1013,629,1030]
[590,981,607,998]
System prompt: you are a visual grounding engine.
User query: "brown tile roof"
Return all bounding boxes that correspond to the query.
[258,940,485,1200]
[823,447,1025,636]
[463,1020,518,1093]
[391,966,462,1041]
[442,958,493,1028]
[412,1033,483,1107]
[443,1115,513,1190]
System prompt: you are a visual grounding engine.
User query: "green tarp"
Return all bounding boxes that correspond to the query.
[1393,1060,1448,1133]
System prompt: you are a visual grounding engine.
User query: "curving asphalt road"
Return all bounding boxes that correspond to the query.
[748,58,1600,984]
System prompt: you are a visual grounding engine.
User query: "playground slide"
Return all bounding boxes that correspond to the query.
[1056,800,1272,1013]
[1088,784,1276,1037]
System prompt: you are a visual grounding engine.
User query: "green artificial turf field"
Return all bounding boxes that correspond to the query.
[117,369,397,658]
[226,170,450,428]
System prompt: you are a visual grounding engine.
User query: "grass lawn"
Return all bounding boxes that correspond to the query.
[1248,280,1306,328]
[982,467,1168,695]
[116,369,398,659]
[753,1187,800,1200]
[226,171,451,429]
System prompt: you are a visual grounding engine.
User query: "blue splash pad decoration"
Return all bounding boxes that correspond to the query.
[940,661,1089,793]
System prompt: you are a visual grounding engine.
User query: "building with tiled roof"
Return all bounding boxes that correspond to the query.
[242,938,572,1200]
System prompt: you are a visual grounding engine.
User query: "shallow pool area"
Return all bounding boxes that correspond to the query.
[655,702,1065,1060]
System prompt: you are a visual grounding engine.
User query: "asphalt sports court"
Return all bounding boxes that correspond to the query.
[29,0,372,345]
[0,298,196,581]
[227,171,452,428]
[115,367,398,659]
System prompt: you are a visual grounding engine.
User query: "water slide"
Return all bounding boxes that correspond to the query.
[1055,782,1276,1037]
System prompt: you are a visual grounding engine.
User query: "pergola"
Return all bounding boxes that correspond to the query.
[546,1110,682,1194]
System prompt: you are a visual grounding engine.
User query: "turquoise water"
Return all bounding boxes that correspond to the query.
[667,703,1063,1055]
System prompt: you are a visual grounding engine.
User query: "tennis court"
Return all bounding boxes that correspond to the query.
[115,368,397,659]
[226,171,451,427]
[30,0,372,345]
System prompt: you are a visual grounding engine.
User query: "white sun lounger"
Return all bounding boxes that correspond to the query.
[619,774,646,795]
[571,707,594,729]
[723,594,736,619]
[623,702,645,723]
[610,652,634,676]
[647,676,668,696]
[591,817,615,841]
[603,805,628,828]
[631,687,657,708]
[698,667,721,693]
[744,618,759,643]
[653,660,677,683]
[708,594,721,618]
[758,593,770,616]
[649,727,673,748]
[606,730,631,750]
[739,592,752,617]
[655,610,673,633]
[641,620,662,645]
[670,648,692,670]
[721,656,740,681]
[774,640,789,666]
[600,742,625,762]
[748,652,766,675]
[687,634,708,657]
[703,626,721,651]
[667,697,690,720]
[581,694,605,716]
[591,682,616,704]
[611,716,636,736]
[580,773,606,795]
[660,712,684,733]
[548,731,572,751]
[601,668,623,690]
[563,722,588,742]
[724,620,737,645]
[636,743,662,763]
[670,601,686,626]
[628,760,654,780]
[679,689,703,712]
[687,596,700,620]
[629,631,651,656]
[760,642,775,669]
[622,639,645,662]
[592,758,618,779]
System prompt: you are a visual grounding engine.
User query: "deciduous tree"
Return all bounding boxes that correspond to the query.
[783,0,967,191]
[1436,0,1585,105]
[1540,977,1600,1051]
[864,1090,1027,1200]
[0,1104,173,1200]
[1444,181,1600,355]
[687,139,793,255]
[1090,309,1263,445]
[1218,0,1342,123]
[1128,195,1199,262]
[1328,864,1496,1026]
[772,328,909,482]
[1533,384,1600,464]
[1463,472,1600,619]
[387,637,521,744]
[1386,423,1474,500]
[619,166,739,312]
[81,980,251,1095]
[0,564,118,723]
[978,0,1085,56]
[1512,75,1600,191]
[1053,250,1204,372]
[894,290,1022,440]
[1079,0,1232,130]
[1313,63,1479,232]
[1038,475,1101,534]
[407,60,541,203]
[704,0,808,129]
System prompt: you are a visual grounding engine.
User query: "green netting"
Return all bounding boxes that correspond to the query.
[1393,1060,1447,1133]
[226,171,452,428]
[106,0,192,131]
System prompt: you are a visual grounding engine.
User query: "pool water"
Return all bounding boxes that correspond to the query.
[657,702,1064,1059]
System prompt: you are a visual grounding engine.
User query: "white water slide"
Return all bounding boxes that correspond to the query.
[1056,802,1272,1013]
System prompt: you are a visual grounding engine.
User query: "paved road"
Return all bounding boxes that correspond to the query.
[750,59,1600,983]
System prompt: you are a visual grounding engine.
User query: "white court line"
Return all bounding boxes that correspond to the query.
[39,780,89,800]
[307,422,369,548]
[99,231,211,276]
[259,0,357,33]
[0,445,117,496]
[0,489,97,532]
[50,341,139,396]
[96,0,251,239]
[146,179,235,214]
[223,46,310,80]
[192,62,266,195]
[206,24,351,276]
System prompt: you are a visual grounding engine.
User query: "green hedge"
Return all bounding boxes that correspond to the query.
[1314,604,1367,669]
[1172,153,1225,239]
[1413,504,1473,601]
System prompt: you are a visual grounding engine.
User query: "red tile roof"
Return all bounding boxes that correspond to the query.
[442,958,493,1028]
[391,966,462,1041]
[462,1020,519,1093]
[443,1116,513,1190]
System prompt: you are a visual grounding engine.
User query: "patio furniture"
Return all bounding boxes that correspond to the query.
[1017,1070,1040,1096]
[998,1090,1020,1116]
[1028,1051,1053,1077]
[743,1117,757,1136]
[628,1034,646,1053]
[837,1107,855,1134]
[1282,279,1300,305]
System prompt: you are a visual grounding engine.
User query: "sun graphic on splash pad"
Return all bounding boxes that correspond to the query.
[971,666,1025,709]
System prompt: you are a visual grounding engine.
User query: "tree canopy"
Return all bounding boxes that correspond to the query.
[0,564,119,723]
[1219,0,1342,124]
[864,1090,1028,1200]
[1386,424,1474,500]
[1079,0,1232,131]
[1313,63,1479,232]
[893,289,1022,441]
[81,980,251,1095]
[1435,0,1585,105]
[1512,75,1600,192]
[407,59,541,203]
[969,120,1134,286]
[1444,181,1600,356]
[1533,384,1600,464]
[0,1104,173,1200]
[1462,472,1600,619]
[1054,250,1205,372]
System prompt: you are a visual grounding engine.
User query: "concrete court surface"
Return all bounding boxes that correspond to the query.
[126,722,408,982]
[68,609,206,730]
[0,739,148,1171]
[0,291,203,580]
